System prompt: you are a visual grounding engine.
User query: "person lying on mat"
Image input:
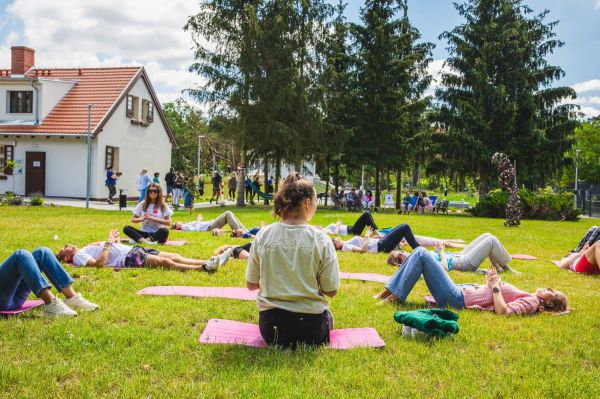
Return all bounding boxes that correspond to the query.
[246,172,340,349]
[215,242,252,260]
[58,230,231,273]
[123,183,172,244]
[0,247,98,317]
[171,211,246,237]
[386,233,518,273]
[557,241,600,275]
[332,224,420,253]
[567,225,600,254]
[375,247,568,315]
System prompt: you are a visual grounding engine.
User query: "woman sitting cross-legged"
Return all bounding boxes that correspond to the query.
[124,183,172,244]
[387,233,516,273]
[0,247,98,317]
[58,230,232,273]
[375,247,567,315]
[557,240,600,275]
[246,172,340,349]
[332,223,420,253]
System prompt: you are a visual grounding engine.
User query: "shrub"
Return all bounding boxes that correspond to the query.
[469,188,581,221]
[30,192,44,206]
[2,192,23,206]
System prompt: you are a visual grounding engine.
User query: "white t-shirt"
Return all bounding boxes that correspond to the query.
[246,222,340,314]
[323,223,348,235]
[72,242,131,268]
[181,220,212,232]
[132,202,173,233]
[341,236,379,253]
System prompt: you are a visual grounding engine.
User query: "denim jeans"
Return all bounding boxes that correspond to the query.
[0,247,74,311]
[385,247,465,308]
[377,224,420,252]
[139,188,147,203]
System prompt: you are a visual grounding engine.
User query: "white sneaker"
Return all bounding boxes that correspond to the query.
[41,298,78,318]
[128,239,137,244]
[217,247,233,268]
[204,257,219,274]
[64,293,99,312]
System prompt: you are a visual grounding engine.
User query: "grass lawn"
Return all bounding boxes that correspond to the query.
[1,205,599,398]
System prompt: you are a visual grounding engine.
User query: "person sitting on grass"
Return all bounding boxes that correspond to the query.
[123,183,172,244]
[557,241,600,275]
[171,210,246,237]
[0,247,98,317]
[375,247,568,315]
[246,172,340,349]
[58,230,232,273]
[386,233,518,273]
[332,224,421,253]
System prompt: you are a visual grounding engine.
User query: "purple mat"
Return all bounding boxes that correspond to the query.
[137,286,257,301]
[199,318,385,350]
[0,300,44,315]
[511,254,538,260]
[339,272,389,284]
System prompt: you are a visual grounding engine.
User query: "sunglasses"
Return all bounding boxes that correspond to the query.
[148,190,159,193]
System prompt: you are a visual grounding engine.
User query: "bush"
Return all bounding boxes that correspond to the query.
[1,192,23,206]
[469,188,581,221]
[30,192,44,206]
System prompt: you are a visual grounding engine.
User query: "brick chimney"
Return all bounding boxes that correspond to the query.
[11,46,35,75]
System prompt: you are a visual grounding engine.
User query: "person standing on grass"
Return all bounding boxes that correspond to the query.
[123,183,172,244]
[137,168,151,203]
[210,171,222,204]
[245,175,252,201]
[165,167,175,202]
[246,172,340,349]
[0,247,98,317]
[228,173,237,201]
[172,171,184,209]
[105,166,118,205]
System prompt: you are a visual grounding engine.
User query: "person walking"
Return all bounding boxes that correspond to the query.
[137,168,151,203]
[105,166,118,204]
[210,171,222,204]
[172,171,183,209]
[228,173,237,201]
[165,168,174,202]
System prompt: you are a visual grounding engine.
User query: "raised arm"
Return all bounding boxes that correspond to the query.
[434,242,449,271]
[86,230,119,267]
[487,269,508,315]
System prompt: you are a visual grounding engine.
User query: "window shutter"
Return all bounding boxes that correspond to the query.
[148,102,154,123]
[126,95,134,118]
[105,146,114,170]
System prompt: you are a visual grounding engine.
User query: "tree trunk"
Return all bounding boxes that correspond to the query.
[411,162,419,188]
[236,144,246,207]
[263,155,269,205]
[324,158,330,206]
[395,169,402,209]
[275,153,281,192]
[375,164,381,207]
[478,167,488,198]
[334,161,340,193]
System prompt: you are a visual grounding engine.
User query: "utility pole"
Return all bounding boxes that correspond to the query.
[86,104,93,208]
[197,134,206,176]
[574,149,580,208]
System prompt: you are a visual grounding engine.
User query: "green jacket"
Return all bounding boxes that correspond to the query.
[394,309,460,337]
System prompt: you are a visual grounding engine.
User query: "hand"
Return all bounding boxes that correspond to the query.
[144,212,156,221]
[107,229,119,244]
[433,241,444,252]
[196,214,204,222]
[365,227,373,238]
[336,220,342,225]
[486,268,501,288]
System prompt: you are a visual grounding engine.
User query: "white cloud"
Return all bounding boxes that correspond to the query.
[0,0,204,105]
[580,106,600,118]
[571,79,600,93]
[424,58,452,97]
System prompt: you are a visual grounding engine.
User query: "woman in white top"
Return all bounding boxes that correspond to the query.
[246,172,340,349]
[332,223,421,253]
[123,183,172,244]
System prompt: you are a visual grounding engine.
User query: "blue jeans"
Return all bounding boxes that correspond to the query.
[385,247,465,308]
[139,188,147,202]
[0,247,74,311]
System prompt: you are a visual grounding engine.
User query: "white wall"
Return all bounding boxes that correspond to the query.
[39,79,76,120]
[0,137,89,197]
[94,76,172,199]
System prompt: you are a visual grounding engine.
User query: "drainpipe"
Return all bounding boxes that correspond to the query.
[30,80,39,125]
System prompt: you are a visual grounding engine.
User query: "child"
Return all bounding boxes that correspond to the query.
[246,172,340,349]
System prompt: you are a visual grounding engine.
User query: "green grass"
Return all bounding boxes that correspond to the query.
[1,206,599,398]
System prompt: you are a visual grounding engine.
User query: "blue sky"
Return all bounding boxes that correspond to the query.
[1,0,599,117]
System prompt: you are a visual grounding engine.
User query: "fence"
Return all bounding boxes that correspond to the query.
[574,187,600,218]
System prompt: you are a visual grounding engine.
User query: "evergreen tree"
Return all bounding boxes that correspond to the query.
[436,0,578,195]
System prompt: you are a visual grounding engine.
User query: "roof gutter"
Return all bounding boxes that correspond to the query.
[0,132,88,137]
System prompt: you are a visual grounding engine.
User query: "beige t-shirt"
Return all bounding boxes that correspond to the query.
[245,222,340,314]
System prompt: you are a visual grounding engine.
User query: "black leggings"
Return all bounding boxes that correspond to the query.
[259,308,333,349]
[348,211,378,236]
[233,242,252,259]
[377,223,420,252]
[123,226,169,244]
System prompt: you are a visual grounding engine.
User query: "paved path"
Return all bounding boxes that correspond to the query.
[42,198,240,211]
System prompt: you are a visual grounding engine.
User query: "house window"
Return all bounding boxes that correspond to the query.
[126,95,140,120]
[8,91,33,113]
[141,99,154,124]
[105,146,119,171]
[126,95,134,118]
[0,145,14,175]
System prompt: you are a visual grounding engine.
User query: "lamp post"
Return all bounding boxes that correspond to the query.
[197,134,206,177]
[574,149,580,209]
[86,104,93,209]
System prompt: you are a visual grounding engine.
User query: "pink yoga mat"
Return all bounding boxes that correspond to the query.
[0,300,44,315]
[199,319,385,350]
[137,286,257,301]
[164,240,187,246]
[339,272,389,284]
[511,254,538,260]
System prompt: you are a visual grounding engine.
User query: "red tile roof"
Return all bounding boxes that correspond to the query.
[0,67,175,145]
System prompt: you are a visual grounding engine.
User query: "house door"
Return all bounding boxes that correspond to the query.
[26,152,46,195]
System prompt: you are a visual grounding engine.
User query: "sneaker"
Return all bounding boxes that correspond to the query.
[216,247,233,268]
[64,293,99,312]
[128,239,137,245]
[204,257,219,274]
[41,298,78,318]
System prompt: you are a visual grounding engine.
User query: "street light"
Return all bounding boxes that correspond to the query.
[574,149,580,209]
[197,134,206,177]
[86,104,93,209]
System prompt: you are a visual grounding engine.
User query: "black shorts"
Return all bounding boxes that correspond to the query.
[124,246,160,267]
[258,308,333,349]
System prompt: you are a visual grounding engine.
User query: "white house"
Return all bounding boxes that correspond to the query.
[0,46,175,199]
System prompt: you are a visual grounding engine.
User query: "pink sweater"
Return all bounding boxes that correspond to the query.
[462,283,539,315]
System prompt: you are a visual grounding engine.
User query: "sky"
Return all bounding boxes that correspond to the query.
[0,0,599,118]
